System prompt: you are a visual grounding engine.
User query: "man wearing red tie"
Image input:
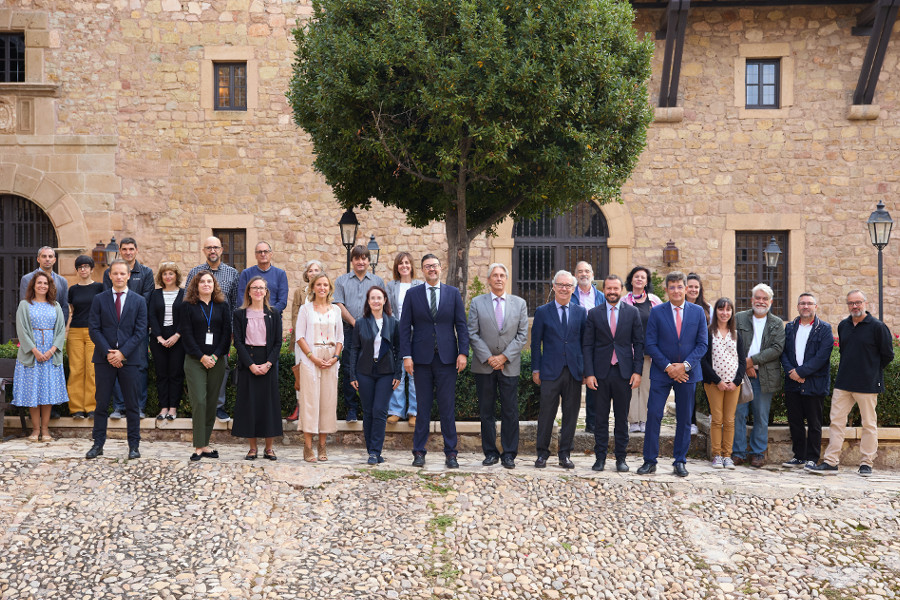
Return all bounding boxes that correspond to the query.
[638,271,708,477]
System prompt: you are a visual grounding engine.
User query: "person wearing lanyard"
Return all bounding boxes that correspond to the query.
[180,271,232,462]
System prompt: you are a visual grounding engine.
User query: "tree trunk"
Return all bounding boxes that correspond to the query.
[445,200,470,302]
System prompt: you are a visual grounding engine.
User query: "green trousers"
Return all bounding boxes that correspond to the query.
[184,355,226,448]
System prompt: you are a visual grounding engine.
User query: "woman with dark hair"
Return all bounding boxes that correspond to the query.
[180,270,232,461]
[232,276,283,460]
[287,259,324,423]
[149,261,185,421]
[348,286,402,464]
[66,254,104,419]
[701,297,746,470]
[686,272,713,323]
[622,266,662,433]
[384,252,423,426]
[14,272,68,441]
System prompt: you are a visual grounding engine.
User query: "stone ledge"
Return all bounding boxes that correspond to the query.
[847,104,880,120]
[653,106,683,123]
[0,82,59,97]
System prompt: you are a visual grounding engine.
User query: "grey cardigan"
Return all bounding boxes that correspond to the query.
[16,300,67,367]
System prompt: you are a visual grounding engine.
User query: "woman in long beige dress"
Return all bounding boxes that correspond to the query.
[295,273,343,462]
[287,259,324,423]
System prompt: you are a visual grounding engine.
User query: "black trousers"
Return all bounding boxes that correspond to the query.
[536,367,580,459]
[476,371,520,459]
[341,324,360,413]
[593,373,631,460]
[150,325,185,410]
[93,363,141,448]
[784,391,824,462]
[412,358,458,456]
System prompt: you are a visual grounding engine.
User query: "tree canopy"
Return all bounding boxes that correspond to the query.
[289,0,653,295]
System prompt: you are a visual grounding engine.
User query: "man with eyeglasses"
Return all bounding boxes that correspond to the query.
[185,236,240,422]
[779,293,833,470]
[808,290,893,477]
[237,242,288,315]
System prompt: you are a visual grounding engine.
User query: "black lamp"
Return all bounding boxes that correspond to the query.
[338,210,359,273]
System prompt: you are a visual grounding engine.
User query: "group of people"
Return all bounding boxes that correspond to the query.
[10,242,894,476]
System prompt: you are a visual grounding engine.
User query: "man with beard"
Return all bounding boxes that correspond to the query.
[583,275,644,472]
[808,290,893,476]
[733,283,785,468]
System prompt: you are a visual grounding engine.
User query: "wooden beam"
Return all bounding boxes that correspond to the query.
[853,0,900,104]
[657,0,691,108]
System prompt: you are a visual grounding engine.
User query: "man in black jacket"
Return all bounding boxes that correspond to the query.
[808,290,893,477]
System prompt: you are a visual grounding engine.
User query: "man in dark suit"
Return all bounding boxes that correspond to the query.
[399,254,469,468]
[531,270,586,469]
[639,271,708,477]
[86,259,148,460]
[583,274,644,473]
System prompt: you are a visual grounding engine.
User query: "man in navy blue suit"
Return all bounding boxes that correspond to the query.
[571,261,604,434]
[638,271,708,477]
[531,270,586,469]
[399,254,469,468]
[85,260,148,460]
[583,274,644,473]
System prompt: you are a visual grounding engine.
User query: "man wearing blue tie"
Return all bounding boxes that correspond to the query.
[638,271,708,477]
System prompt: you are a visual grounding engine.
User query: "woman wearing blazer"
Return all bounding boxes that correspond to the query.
[384,252,423,426]
[232,276,284,460]
[348,286,402,465]
[149,262,185,420]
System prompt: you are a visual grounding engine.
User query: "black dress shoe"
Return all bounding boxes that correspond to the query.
[501,456,515,470]
[673,462,689,477]
[482,455,500,466]
[584,425,595,434]
[534,456,547,469]
[85,445,103,459]
[367,452,379,465]
[616,459,629,473]
[592,458,606,472]
[559,456,575,469]
[637,462,656,475]
[201,450,219,459]
[445,455,459,469]
[412,452,425,467]
[128,447,141,460]
[190,452,202,462]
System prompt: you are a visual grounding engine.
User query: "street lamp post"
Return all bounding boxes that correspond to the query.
[763,236,782,289]
[366,234,380,275]
[338,210,359,274]
[867,201,894,322]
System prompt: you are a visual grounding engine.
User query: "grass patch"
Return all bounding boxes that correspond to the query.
[560,541,572,551]
[428,514,455,532]
[369,469,412,481]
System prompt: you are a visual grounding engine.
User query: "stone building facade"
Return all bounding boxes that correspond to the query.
[0,1,898,340]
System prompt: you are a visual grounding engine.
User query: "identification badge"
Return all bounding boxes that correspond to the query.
[205,332,214,345]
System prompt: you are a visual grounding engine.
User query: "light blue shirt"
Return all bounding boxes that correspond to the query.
[555,300,571,324]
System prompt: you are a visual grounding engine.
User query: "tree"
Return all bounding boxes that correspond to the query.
[289,0,653,297]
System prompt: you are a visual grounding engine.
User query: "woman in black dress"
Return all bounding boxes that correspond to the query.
[232,276,284,460]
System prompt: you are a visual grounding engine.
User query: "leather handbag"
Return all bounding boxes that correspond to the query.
[738,374,753,404]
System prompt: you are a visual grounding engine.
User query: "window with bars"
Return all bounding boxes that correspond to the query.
[746,59,780,109]
[213,228,246,271]
[214,62,247,111]
[735,231,789,319]
[0,33,25,83]
[513,201,609,316]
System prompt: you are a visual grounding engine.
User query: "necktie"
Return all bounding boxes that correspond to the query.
[494,297,504,330]
[429,287,438,319]
[115,292,123,321]
[610,305,618,365]
[675,306,682,338]
[560,304,568,330]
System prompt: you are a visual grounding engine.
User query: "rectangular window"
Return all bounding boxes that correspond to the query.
[214,62,247,111]
[213,228,246,271]
[745,59,780,109]
[0,33,26,83]
[735,231,789,320]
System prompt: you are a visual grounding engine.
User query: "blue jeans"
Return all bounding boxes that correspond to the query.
[732,377,773,458]
[387,372,417,418]
[358,372,393,455]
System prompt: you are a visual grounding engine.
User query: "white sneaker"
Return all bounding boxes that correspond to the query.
[629,423,641,433]
[690,424,699,435]
[639,422,646,432]
[723,457,735,470]
[711,455,724,469]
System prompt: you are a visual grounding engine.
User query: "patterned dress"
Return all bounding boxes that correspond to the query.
[13,302,69,407]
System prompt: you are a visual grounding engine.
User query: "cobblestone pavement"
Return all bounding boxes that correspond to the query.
[0,438,898,600]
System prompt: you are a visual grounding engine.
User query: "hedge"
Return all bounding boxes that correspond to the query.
[0,341,541,422]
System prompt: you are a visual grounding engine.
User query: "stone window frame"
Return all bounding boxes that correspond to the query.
[200,47,258,120]
[213,62,248,111]
[734,43,794,119]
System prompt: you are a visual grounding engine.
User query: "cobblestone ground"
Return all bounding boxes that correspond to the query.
[0,439,898,600]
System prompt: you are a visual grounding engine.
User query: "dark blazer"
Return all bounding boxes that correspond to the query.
[701,330,748,386]
[179,300,232,359]
[583,302,644,380]
[399,283,469,365]
[89,289,149,366]
[348,314,403,381]
[530,301,587,381]
[570,284,604,309]
[780,316,833,396]
[645,302,708,384]
[232,307,282,369]
[148,288,185,337]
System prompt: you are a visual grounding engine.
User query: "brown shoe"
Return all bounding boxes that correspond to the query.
[731,456,745,466]
[750,454,765,468]
[387,415,400,424]
[317,442,328,462]
[408,416,416,428]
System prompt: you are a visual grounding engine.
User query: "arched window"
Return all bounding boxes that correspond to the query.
[1,195,58,342]
[513,201,609,315]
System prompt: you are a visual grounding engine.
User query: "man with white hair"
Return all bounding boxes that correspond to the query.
[733,283,785,468]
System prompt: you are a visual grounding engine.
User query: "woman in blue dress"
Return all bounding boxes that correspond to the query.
[14,271,69,441]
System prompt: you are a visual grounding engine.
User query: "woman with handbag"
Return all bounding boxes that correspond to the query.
[700,297,747,470]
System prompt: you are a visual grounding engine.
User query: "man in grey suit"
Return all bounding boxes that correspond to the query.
[468,263,529,469]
